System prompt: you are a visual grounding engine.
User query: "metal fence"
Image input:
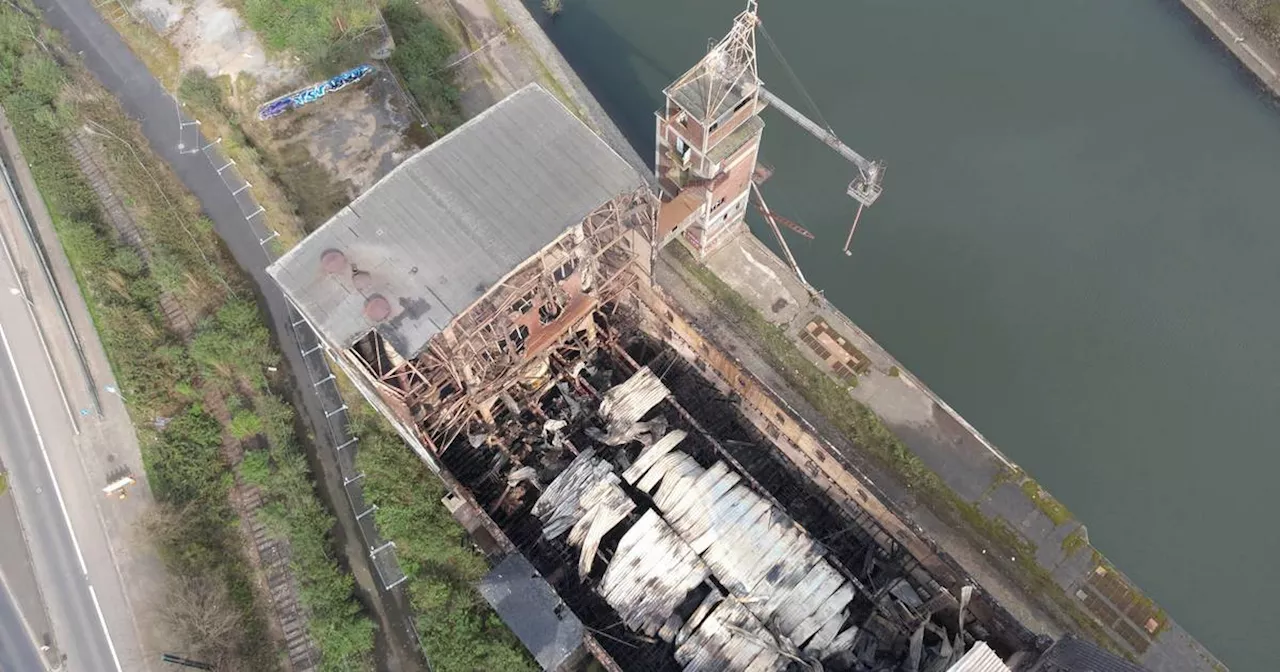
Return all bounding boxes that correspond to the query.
[173,97,409,591]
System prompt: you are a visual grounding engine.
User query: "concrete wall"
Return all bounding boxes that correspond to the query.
[1180,0,1280,97]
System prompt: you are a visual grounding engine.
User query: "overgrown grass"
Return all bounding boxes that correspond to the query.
[239,0,379,69]
[384,0,464,134]
[1,8,374,668]
[177,70,312,244]
[340,375,536,672]
[1061,527,1088,556]
[1019,478,1072,526]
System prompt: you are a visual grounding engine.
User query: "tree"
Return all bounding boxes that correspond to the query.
[161,574,242,665]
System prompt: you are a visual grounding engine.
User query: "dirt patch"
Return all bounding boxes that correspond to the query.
[142,0,413,221]
[218,72,411,229]
[138,0,298,90]
[281,74,413,196]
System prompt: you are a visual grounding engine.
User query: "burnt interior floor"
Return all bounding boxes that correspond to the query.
[437,311,1000,671]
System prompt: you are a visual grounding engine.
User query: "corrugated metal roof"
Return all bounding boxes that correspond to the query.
[532,449,619,539]
[1028,634,1147,672]
[674,594,789,672]
[597,367,671,443]
[946,642,1010,672]
[268,83,645,357]
[530,386,871,669]
[598,510,711,637]
[627,445,859,660]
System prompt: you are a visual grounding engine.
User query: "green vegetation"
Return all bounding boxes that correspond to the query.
[384,0,464,133]
[1020,478,1072,526]
[541,0,563,16]
[0,471,8,497]
[240,0,378,69]
[341,375,535,672]
[178,68,348,235]
[1061,527,1088,556]
[0,7,373,668]
[177,69,319,243]
[246,393,376,669]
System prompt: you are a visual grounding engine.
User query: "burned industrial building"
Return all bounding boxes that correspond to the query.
[268,83,1054,671]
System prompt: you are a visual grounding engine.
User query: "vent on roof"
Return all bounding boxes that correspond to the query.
[364,295,392,322]
[321,249,348,274]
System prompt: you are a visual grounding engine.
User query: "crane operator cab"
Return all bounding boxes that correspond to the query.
[847,160,885,207]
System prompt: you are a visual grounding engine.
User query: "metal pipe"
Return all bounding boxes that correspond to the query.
[758,86,874,174]
[749,182,806,285]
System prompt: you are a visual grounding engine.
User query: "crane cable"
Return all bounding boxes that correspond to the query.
[758,22,836,135]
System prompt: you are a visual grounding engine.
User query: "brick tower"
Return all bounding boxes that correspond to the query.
[654,2,763,260]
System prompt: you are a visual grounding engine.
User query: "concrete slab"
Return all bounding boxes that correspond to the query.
[704,235,803,326]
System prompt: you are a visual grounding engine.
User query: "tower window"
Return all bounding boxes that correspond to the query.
[552,259,577,283]
[510,292,534,315]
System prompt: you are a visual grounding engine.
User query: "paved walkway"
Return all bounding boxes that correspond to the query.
[28,0,431,667]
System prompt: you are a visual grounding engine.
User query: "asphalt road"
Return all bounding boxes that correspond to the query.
[0,294,120,670]
[0,158,130,669]
[0,580,44,672]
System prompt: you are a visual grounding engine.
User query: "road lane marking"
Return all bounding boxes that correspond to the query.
[0,320,122,671]
[0,209,79,435]
[0,321,86,575]
[87,585,122,672]
[0,566,53,672]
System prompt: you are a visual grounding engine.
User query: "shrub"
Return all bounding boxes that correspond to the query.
[230,410,264,440]
[384,0,463,132]
[241,0,379,68]
[350,402,535,671]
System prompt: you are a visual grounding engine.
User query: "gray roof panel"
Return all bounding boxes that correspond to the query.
[479,553,585,671]
[268,84,644,357]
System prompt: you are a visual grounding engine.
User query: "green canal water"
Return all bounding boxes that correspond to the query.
[529,0,1280,667]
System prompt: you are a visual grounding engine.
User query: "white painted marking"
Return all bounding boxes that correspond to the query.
[0,218,79,435]
[0,320,124,672]
[1190,0,1279,79]
[0,566,51,671]
[88,585,123,672]
[0,320,87,575]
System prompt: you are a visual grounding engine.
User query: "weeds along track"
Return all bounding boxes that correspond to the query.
[67,130,319,672]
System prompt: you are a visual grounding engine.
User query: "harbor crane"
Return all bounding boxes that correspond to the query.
[744,3,885,261]
[756,85,884,256]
